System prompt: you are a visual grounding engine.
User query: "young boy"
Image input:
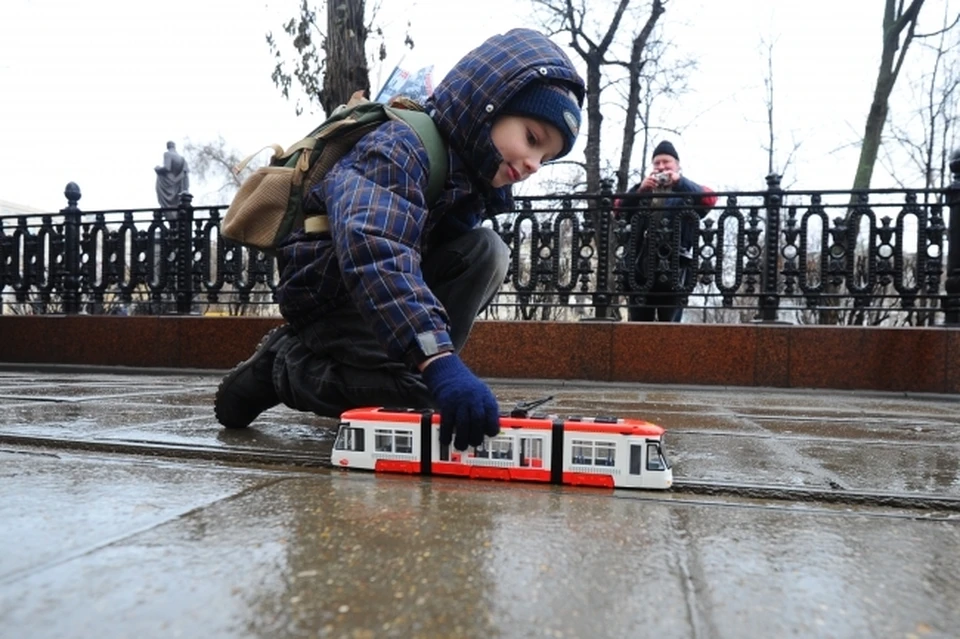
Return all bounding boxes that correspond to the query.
[214,28,585,452]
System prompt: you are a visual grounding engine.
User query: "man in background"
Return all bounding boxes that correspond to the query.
[616,140,717,322]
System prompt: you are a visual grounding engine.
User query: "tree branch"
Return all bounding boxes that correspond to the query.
[914,12,960,38]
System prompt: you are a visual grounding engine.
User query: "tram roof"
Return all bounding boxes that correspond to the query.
[340,407,665,437]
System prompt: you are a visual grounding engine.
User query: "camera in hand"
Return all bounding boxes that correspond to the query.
[655,172,671,186]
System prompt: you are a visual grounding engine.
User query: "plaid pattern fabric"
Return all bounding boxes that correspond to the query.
[276,28,585,368]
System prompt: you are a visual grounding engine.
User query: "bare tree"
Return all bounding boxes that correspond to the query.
[851,0,959,190]
[613,1,667,191]
[532,0,668,194]
[266,0,410,116]
[183,137,264,205]
[759,36,801,184]
[879,2,960,190]
[852,0,925,189]
[616,36,695,190]
[918,7,960,190]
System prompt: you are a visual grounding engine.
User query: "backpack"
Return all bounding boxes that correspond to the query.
[221,93,448,252]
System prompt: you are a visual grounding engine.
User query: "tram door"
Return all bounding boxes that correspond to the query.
[629,444,643,475]
[519,436,543,468]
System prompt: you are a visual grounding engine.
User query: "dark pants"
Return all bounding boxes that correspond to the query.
[626,260,691,323]
[270,228,509,417]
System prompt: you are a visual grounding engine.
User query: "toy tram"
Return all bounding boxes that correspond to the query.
[332,406,673,490]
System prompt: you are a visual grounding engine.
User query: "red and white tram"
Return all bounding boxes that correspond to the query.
[333,407,673,490]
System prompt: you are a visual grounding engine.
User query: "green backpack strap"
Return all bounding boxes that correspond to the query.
[388,108,449,206]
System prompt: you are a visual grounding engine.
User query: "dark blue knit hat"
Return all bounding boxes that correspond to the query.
[652,140,679,161]
[500,81,582,159]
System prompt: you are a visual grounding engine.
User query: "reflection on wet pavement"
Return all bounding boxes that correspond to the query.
[1,370,959,638]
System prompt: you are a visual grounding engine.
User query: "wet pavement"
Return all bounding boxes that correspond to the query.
[1,367,959,638]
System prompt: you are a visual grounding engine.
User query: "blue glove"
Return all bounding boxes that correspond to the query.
[421,354,500,451]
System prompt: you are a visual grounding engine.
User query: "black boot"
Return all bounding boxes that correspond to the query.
[214,325,291,428]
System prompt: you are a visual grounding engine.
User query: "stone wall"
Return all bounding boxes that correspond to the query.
[2,316,958,393]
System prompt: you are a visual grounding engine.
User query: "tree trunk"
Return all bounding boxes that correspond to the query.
[584,60,603,193]
[850,0,925,190]
[852,78,894,190]
[616,0,664,192]
[617,41,643,192]
[323,0,370,116]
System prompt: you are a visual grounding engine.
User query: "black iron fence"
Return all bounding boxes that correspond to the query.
[2,155,959,325]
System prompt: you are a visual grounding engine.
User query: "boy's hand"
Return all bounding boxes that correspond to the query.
[421,354,500,451]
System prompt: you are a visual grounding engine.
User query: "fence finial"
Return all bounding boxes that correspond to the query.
[63,182,81,211]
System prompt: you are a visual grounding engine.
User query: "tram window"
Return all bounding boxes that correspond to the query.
[375,429,394,452]
[571,440,615,466]
[520,437,543,467]
[334,426,365,452]
[475,438,513,460]
[660,445,671,469]
[647,443,666,471]
[374,429,415,454]
[395,432,414,454]
[629,445,642,475]
[594,441,616,467]
[526,438,543,459]
[491,438,513,460]
[571,440,593,465]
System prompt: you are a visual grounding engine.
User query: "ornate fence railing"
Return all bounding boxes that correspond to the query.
[2,158,959,325]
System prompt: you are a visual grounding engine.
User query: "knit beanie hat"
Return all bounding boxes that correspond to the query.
[652,140,679,161]
[500,81,582,159]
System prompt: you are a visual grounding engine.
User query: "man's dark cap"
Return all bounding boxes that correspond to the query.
[652,140,678,161]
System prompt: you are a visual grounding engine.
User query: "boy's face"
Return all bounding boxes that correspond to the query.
[489,115,565,188]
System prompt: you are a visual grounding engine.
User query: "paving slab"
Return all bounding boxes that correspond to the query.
[1,370,958,497]
[1,447,958,639]
[0,369,959,638]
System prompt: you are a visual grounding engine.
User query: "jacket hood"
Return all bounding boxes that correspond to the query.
[426,28,585,206]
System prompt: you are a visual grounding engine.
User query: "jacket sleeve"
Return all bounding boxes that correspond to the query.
[613,182,646,217]
[320,122,454,368]
[672,176,718,216]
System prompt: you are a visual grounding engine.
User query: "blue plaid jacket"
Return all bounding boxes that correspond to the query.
[275,28,584,368]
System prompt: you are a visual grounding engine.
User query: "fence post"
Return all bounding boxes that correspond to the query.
[61,182,82,315]
[591,178,617,320]
[758,173,783,322]
[174,191,194,315]
[944,149,960,325]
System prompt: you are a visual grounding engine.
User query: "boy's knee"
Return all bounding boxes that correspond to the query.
[472,227,510,275]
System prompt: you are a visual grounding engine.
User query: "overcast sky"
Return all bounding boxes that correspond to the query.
[0,0,954,212]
